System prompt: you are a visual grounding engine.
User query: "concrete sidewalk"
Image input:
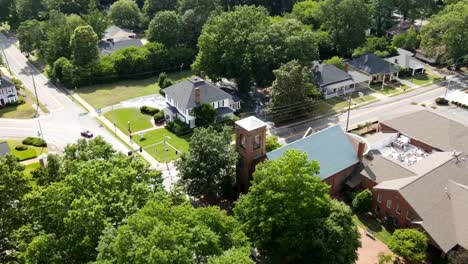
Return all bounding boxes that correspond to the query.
[71,93,162,168]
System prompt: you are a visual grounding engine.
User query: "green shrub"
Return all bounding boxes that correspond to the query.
[140,106,160,115]
[352,189,373,213]
[153,111,165,124]
[388,229,428,262]
[166,119,190,134]
[5,96,25,106]
[435,97,448,105]
[22,137,47,147]
[266,136,282,152]
[15,145,29,151]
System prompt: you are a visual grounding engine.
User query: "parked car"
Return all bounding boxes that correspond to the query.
[80,130,93,138]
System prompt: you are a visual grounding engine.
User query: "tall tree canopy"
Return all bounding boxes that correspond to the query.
[388,229,428,262]
[0,154,31,263]
[420,0,468,64]
[110,0,142,29]
[147,11,182,47]
[176,126,238,204]
[234,150,361,263]
[319,0,370,56]
[392,27,420,51]
[16,19,45,53]
[8,137,163,263]
[193,6,319,92]
[288,0,321,29]
[143,0,178,18]
[269,60,313,119]
[84,0,109,39]
[94,199,251,263]
[370,0,395,36]
[70,25,99,66]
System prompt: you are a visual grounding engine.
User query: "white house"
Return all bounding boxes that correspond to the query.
[0,75,18,106]
[385,48,426,76]
[162,77,241,128]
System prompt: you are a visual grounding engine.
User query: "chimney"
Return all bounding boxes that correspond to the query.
[357,141,366,161]
[194,87,201,104]
[344,63,349,72]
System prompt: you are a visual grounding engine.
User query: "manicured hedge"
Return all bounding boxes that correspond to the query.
[140,106,160,116]
[22,137,47,147]
[153,111,165,124]
[15,145,29,151]
[166,120,190,134]
[435,97,448,105]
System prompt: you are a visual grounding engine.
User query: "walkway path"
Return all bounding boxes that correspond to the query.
[356,228,391,264]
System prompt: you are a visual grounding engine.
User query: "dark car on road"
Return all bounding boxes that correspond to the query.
[80,130,93,138]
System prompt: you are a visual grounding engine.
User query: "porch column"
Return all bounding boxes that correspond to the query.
[396,71,399,78]
[412,68,415,76]
[381,74,386,89]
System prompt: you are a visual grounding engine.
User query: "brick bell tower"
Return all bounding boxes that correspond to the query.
[234,116,267,193]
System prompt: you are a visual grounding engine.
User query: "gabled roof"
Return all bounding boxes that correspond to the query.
[103,25,136,41]
[386,21,420,36]
[162,77,233,109]
[362,155,416,183]
[99,38,144,55]
[385,52,425,70]
[235,116,267,131]
[0,76,15,89]
[315,64,352,87]
[380,110,468,153]
[349,54,399,75]
[266,125,359,180]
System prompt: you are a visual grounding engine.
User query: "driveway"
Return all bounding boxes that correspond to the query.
[101,94,167,113]
[357,228,391,264]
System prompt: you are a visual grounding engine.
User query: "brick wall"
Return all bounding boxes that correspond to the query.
[372,189,421,228]
[324,165,358,196]
[378,123,398,133]
[409,138,434,153]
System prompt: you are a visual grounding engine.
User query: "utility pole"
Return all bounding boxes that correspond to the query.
[345,92,352,132]
[31,72,44,141]
[163,135,172,191]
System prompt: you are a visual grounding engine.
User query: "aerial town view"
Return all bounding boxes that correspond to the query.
[0,0,467,263]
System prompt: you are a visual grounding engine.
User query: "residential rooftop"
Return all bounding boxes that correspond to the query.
[235,116,267,131]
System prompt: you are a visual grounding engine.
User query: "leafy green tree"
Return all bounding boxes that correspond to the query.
[352,189,373,213]
[17,20,45,53]
[234,150,361,263]
[143,0,178,18]
[44,0,90,15]
[147,11,182,47]
[353,36,397,57]
[420,0,468,64]
[208,247,254,264]
[70,25,99,66]
[0,154,31,263]
[388,229,428,262]
[370,0,395,36]
[269,61,312,119]
[288,0,321,29]
[179,0,221,48]
[193,103,217,127]
[250,18,319,86]
[378,252,395,264]
[10,137,163,264]
[193,5,270,92]
[15,0,46,22]
[176,126,238,204]
[392,27,420,51]
[448,248,468,264]
[95,199,250,263]
[84,1,109,39]
[266,135,282,152]
[110,0,142,29]
[0,0,15,25]
[324,56,345,70]
[319,0,370,55]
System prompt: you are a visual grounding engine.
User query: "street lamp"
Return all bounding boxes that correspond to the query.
[345,91,364,132]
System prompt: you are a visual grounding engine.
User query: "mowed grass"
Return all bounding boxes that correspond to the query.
[401,73,436,86]
[24,162,41,176]
[352,214,393,244]
[4,140,48,161]
[133,128,190,162]
[104,108,153,133]
[77,70,193,108]
[0,102,36,119]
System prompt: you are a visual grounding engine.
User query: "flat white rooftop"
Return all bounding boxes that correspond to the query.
[235,116,267,131]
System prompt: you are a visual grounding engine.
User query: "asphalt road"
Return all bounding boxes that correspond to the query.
[272,76,468,143]
[0,33,128,152]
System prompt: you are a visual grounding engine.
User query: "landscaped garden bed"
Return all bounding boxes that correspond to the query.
[2,139,48,161]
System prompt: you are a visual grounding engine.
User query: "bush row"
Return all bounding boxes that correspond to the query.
[435,97,448,105]
[15,145,29,151]
[5,96,25,107]
[51,42,195,88]
[22,137,47,147]
[140,106,160,116]
[451,101,468,109]
[166,120,190,134]
[153,111,165,124]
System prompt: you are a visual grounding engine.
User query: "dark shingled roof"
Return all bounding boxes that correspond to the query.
[0,76,15,89]
[315,64,352,87]
[162,77,233,109]
[0,141,11,157]
[349,54,399,75]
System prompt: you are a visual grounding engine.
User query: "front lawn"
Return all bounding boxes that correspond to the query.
[401,73,436,86]
[24,162,41,176]
[0,101,36,119]
[4,140,48,161]
[104,108,153,133]
[133,128,190,162]
[352,214,393,244]
[77,70,193,109]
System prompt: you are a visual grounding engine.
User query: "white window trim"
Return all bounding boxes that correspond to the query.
[386,199,392,209]
[377,192,382,203]
[396,204,401,214]
[406,211,413,221]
